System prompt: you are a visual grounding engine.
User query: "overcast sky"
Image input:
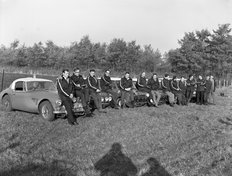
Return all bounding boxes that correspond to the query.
[0,0,232,53]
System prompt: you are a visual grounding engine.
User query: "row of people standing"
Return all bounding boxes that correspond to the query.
[134,72,216,107]
[192,74,216,105]
[57,68,217,125]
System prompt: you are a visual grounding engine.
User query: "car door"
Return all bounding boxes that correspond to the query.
[12,81,36,112]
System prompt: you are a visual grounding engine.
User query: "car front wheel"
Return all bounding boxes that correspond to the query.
[117,98,122,108]
[2,95,13,112]
[39,101,55,121]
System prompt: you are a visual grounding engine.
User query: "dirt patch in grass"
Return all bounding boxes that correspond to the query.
[1,87,232,175]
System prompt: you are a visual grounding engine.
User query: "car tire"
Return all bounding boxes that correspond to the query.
[39,101,55,121]
[117,98,122,108]
[2,95,13,112]
[147,98,153,107]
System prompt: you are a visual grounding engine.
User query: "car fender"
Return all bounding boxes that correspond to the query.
[38,99,55,112]
[0,89,13,103]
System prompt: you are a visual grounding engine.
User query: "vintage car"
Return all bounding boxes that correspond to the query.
[0,77,85,121]
[88,79,115,110]
[89,92,114,111]
[109,79,153,107]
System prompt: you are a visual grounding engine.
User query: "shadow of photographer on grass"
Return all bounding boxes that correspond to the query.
[94,142,138,176]
[94,142,172,176]
[139,157,172,176]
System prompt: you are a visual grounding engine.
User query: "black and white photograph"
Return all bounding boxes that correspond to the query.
[0,0,232,175]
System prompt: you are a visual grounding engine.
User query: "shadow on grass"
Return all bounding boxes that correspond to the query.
[141,157,172,176]
[94,142,138,176]
[0,162,76,176]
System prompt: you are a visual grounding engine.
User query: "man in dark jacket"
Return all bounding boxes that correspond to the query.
[71,67,91,115]
[100,70,120,109]
[147,73,161,107]
[196,75,205,105]
[161,74,175,106]
[186,74,196,103]
[120,72,135,108]
[57,69,77,125]
[204,75,212,105]
[87,69,106,113]
[136,71,153,104]
[170,76,183,105]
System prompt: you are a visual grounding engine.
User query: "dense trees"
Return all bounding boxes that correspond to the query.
[0,24,232,79]
[0,36,163,74]
[168,24,232,79]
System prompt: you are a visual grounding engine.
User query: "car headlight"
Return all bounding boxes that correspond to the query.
[146,93,149,97]
[56,100,62,106]
[108,97,112,101]
[72,97,77,103]
[105,97,109,101]
[101,97,105,102]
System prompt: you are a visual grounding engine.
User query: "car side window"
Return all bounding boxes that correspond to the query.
[15,81,25,91]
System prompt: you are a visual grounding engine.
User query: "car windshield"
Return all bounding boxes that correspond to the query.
[26,81,56,91]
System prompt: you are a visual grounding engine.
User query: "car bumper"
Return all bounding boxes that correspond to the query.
[53,106,85,115]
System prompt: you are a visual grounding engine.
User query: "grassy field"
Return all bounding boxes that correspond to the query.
[1,73,232,176]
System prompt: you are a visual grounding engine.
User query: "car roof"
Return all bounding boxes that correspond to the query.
[10,77,53,89]
[13,77,53,82]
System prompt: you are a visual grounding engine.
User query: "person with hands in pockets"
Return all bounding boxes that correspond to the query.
[87,69,106,113]
[57,69,78,126]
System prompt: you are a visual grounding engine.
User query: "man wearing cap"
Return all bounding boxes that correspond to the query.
[161,74,175,106]
[120,72,135,108]
[87,69,106,113]
[147,73,161,107]
[71,67,91,116]
[100,69,120,109]
[57,69,78,125]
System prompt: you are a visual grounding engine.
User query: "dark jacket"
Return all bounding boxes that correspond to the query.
[136,76,148,89]
[57,76,73,99]
[147,78,160,90]
[120,77,133,90]
[70,74,87,90]
[205,80,212,93]
[100,74,112,91]
[186,79,195,91]
[179,80,187,94]
[161,78,171,92]
[87,75,99,92]
[196,79,205,92]
[170,80,180,94]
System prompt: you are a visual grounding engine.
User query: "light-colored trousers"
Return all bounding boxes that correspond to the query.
[151,90,161,106]
[164,91,175,104]
[208,91,215,104]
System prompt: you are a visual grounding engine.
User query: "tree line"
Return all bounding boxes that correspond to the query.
[0,24,232,79]
[0,36,168,74]
[168,23,232,79]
